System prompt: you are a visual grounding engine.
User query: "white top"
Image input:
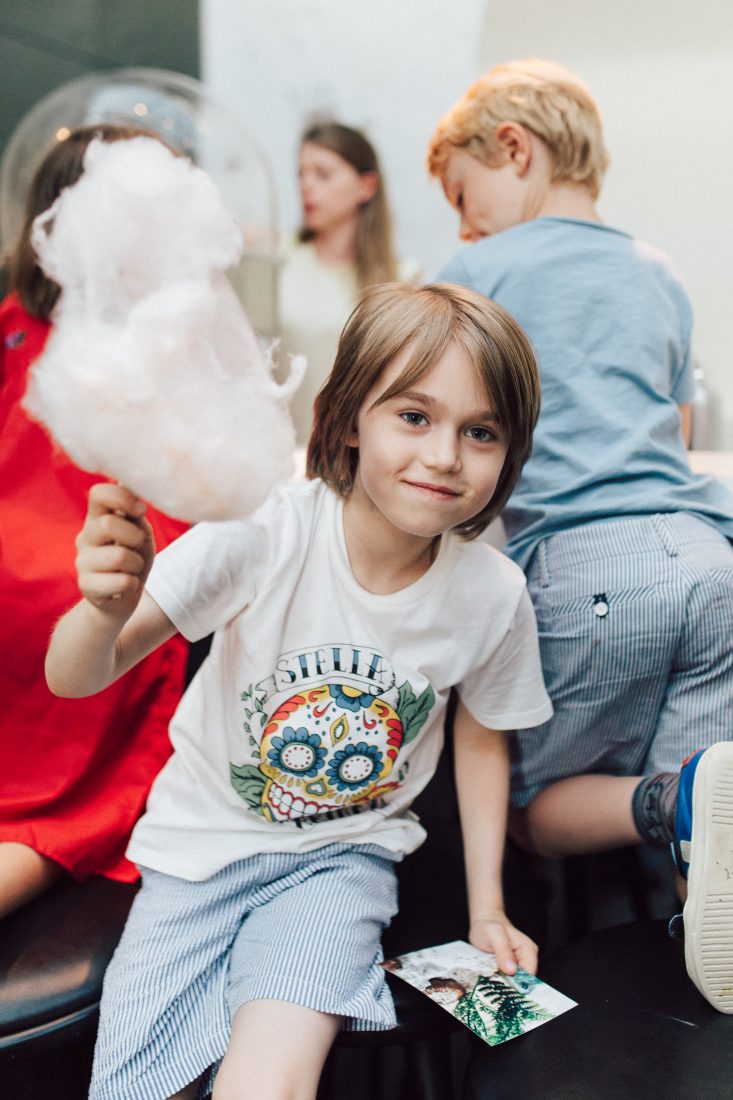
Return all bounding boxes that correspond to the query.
[279,243,420,444]
[129,480,552,880]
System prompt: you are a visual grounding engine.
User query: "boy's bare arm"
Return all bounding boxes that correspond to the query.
[453,699,538,974]
[46,483,176,698]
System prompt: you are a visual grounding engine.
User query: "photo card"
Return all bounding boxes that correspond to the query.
[382,940,576,1047]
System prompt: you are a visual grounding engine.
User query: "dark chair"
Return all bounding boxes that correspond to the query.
[0,695,469,1100]
[463,919,733,1100]
[0,637,211,1100]
[0,875,138,1099]
[0,807,467,1100]
[8,655,673,1100]
[503,838,681,958]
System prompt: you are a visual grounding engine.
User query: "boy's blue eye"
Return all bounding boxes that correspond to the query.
[400,411,428,427]
[466,425,495,443]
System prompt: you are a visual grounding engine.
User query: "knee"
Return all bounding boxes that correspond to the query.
[212,1076,315,1100]
[509,802,566,859]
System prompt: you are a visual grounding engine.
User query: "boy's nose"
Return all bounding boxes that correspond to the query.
[423,430,461,471]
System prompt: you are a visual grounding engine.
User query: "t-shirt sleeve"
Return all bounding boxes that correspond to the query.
[457,587,553,730]
[145,490,283,641]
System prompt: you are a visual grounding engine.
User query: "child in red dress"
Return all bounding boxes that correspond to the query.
[0,124,189,916]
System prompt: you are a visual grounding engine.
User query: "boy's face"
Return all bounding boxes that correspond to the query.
[442,147,526,241]
[347,341,508,543]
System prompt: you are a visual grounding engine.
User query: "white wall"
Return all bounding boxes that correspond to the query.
[202,0,733,448]
[200,0,486,274]
[480,0,733,447]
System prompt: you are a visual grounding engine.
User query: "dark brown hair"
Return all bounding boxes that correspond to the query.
[307,282,540,539]
[9,123,159,320]
[298,121,398,291]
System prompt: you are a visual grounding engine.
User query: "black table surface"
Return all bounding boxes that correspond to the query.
[464,919,733,1100]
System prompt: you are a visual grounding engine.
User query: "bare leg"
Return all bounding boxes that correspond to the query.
[514,774,642,858]
[213,999,340,1100]
[0,842,64,917]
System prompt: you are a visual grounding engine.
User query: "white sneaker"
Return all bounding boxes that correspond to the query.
[681,741,733,1013]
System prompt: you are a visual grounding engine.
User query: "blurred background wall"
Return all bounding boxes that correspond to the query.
[201,0,733,449]
[0,1,730,447]
[201,0,487,283]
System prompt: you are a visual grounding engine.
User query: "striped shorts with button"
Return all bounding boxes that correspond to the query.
[510,513,733,807]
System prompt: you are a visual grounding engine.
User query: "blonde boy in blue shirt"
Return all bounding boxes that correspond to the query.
[429,57,733,1014]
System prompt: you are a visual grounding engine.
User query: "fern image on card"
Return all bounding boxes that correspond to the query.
[382,940,576,1047]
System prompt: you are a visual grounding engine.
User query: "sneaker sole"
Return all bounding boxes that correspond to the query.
[683,741,733,1013]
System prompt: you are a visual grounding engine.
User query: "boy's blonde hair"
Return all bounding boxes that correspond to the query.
[427,58,609,200]
[306,283,540,539]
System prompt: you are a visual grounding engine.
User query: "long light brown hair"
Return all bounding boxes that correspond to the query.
[298,122,398,291]
[307,282,540,539]
[9,123,159,320]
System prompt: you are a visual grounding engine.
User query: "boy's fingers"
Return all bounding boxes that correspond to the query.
[77,544,147,576]
[87,482,146,520]
[79,512,148,550]
[512,936,539,976]
[488,927,517,974]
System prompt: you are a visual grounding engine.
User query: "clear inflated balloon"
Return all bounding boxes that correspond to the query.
[0,68,282,335]
[0,67,277,253]
[23,137,304,523]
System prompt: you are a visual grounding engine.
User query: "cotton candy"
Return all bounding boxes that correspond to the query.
[23,136,303,523]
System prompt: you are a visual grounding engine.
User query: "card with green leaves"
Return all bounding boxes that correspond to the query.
[381,940,576,1046]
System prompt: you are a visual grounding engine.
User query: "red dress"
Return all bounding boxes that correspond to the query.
[0,292,189,882]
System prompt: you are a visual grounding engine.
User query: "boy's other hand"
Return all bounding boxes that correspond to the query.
[469,912,538,976]
[76,483,155,612]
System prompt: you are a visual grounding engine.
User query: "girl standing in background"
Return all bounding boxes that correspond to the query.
[280,121,419,444]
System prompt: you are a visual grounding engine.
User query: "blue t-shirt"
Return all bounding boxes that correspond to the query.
[439,217,733,568]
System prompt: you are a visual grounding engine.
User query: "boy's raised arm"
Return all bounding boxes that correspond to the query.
[46,483,176,698]
[453,698,538,975]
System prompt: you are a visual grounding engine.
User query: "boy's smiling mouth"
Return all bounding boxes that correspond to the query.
[405,480,462,500]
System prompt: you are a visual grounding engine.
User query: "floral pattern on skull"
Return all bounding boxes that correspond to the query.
[258,684,403,822]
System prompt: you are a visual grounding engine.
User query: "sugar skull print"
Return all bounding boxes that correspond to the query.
[230,643,435,825]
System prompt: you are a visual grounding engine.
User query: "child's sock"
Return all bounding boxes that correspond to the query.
[631,771,679,846]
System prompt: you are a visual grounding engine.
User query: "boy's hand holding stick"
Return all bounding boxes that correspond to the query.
[76,483,155,613]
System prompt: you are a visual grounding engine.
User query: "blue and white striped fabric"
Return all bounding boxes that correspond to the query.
[90,843,399,1100]
[510,513,733,807]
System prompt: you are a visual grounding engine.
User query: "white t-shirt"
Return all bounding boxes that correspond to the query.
[129,480,552,879]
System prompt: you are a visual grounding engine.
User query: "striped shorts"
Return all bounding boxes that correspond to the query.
[510,513,733,808]
[89,843,399,1100]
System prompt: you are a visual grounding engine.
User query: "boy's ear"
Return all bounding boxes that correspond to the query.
[495,122,532,176]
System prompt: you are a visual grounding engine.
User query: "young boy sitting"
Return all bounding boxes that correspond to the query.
[428,57,733,1013]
